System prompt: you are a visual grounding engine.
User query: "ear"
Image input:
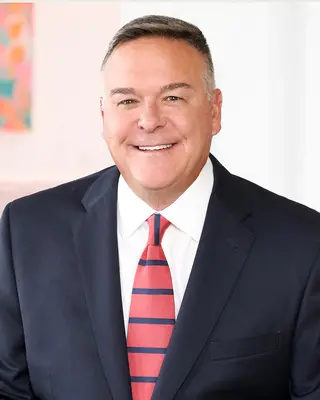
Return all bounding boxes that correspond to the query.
[100,96,104,119]
[211,89,222,137]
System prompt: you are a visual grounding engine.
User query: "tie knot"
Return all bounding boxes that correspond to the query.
[147,213,171,245]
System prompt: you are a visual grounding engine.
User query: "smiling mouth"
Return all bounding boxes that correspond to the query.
[135,143,176,151]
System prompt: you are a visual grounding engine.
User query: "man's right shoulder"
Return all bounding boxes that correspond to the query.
[6,164,118,218]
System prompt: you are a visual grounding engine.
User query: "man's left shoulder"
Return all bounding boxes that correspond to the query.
[233,173,320,235]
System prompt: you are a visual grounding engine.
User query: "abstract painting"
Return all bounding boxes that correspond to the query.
[0,3,32,132]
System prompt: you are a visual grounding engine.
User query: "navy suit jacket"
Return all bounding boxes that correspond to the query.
[1,154,320,400]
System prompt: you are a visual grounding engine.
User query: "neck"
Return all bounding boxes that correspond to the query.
[121,157,209,211]
[138,186,184,211]
[129,168,204,211]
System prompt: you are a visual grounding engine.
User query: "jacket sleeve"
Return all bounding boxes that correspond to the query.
[290,243,320,399]
[0,204,35,400]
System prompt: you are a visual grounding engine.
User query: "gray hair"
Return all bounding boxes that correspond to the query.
[101,15,216,99]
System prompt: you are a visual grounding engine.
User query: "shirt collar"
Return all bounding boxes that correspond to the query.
[117,157,214,241]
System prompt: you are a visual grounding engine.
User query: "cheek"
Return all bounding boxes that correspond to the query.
[172,112,213,151]
[187,107,214,139]
[169,110,205,143]
[167,109,195,135]
[103,111,130,144]
[169,102,206,128]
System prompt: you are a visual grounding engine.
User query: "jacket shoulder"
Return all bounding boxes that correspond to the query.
[232,173,320,232]
[8,165,116,216]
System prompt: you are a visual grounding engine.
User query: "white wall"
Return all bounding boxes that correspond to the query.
[1,1,320,212]
[304,3,320,211]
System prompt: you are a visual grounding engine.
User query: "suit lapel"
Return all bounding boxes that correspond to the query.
[73,166,132,400]
[152,156,255,400]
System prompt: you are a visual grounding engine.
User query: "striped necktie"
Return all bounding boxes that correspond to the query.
[127,213,175,400]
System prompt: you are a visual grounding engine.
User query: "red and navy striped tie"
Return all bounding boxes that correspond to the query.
[127,213,175,400]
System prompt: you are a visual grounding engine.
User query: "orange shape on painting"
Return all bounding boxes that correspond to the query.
[0,99,25,131]
[8,21,24,40]
[8,3,24,13]
[9,46,25,65]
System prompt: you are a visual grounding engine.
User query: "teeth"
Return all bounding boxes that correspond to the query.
[138,144,173,151]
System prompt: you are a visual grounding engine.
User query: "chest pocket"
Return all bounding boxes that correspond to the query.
[210,332,281,360]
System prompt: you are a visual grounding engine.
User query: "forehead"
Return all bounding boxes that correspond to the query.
[103,37,206,89]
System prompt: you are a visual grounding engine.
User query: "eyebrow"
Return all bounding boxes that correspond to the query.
[160,82,194,93]
[109,82,194,96]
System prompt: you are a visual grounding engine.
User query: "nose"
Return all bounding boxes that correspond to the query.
[137,102,166,133]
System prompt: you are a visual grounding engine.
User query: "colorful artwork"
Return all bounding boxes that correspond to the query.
[0,3,32,132]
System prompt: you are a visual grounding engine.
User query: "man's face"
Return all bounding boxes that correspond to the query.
[101,37,222,197]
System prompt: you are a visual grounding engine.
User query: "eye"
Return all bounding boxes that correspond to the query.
[165,96,183,102]
[117,99,137,106]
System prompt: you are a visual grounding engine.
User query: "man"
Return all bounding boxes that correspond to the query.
[0,14,320,400]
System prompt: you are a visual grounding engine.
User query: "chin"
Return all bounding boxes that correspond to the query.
[135,176,176,192]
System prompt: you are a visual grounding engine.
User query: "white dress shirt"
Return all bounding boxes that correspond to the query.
[117,157,214,336]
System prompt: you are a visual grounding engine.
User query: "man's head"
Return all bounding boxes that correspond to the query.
[100,15,222,209]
